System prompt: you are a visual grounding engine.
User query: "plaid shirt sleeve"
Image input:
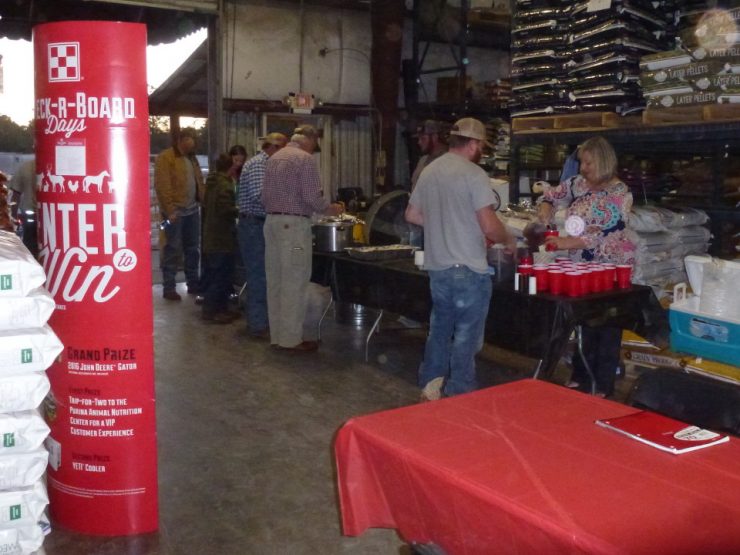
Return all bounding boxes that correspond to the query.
[237,152,268,216]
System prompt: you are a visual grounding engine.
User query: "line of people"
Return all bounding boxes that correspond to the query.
[154,126,343,352]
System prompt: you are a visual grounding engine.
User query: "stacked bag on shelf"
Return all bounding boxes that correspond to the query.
[565,0,672,114]
[640,2,740,108]
[510,0,573,116]
[510,0,677,117]
[629,206,710,297]
[487,118,511,170]
[0,230,63,554]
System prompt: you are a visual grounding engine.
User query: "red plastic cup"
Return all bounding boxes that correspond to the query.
[519,254,533,266]
[616,264,632,289]
[518,264,534,276]
[581,270,593,295]
[555,257,570,263]
[565,272,582,297]
[602,265,616,290]
[591,267,605,292]
[548,270,565,295]
[545,229,559,251]
[533,265,549,291]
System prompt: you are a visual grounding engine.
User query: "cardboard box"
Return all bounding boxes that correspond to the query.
[436,76,474,104]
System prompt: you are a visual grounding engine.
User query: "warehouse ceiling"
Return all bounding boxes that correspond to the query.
[0,0,372,45]
[0,0,210,44]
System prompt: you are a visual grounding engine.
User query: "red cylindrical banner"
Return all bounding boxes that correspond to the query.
[34,21,158,535]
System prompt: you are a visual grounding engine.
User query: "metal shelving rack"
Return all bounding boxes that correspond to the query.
[407,0,510,118]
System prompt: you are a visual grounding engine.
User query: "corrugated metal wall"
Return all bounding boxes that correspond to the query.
[332,116,373,198]
[222,111,374,201]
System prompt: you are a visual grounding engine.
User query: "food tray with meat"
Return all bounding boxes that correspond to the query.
[344,245,417,261]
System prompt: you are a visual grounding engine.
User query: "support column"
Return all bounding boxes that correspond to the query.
[371,0,405,192]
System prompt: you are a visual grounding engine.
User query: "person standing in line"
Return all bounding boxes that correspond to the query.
[262,125,344,352]
[410,120,448,191]
[237,132,287,338]
[154,129,205,301]
[201,153,239,323]
[195,143,248,306]
[228,144,247,181]
[405,117,515,401]
[8,158,38,256]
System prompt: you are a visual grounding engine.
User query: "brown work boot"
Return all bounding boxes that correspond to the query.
[163,290,182,301]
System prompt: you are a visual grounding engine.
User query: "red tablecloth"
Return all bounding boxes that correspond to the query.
[335,379,740,555]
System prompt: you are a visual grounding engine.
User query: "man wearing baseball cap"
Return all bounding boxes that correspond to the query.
[406,117,515,401]
[262,124,343,352]
[236,132,288,338]
[410,119,447,190]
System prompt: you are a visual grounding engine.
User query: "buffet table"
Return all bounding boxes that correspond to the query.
[313,252,661,377]
[335,379,740,554]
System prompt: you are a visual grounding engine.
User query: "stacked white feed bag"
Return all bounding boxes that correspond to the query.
[0,231,59,554]
[629,207,710,299]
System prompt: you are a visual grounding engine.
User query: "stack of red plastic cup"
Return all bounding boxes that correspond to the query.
[543,259,632,297]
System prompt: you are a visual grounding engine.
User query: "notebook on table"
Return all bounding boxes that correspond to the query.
[595,410,730,455]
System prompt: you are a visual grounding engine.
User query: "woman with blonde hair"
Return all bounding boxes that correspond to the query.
[537,136,636,397]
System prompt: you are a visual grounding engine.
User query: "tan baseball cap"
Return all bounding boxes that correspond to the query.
[450,117,493,148]
[294,124,321,152]
[259,132,287,148]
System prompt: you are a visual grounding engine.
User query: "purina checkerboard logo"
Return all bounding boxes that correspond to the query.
[48,42,81,82]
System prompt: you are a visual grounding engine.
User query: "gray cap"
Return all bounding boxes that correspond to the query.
[415,120,444,136]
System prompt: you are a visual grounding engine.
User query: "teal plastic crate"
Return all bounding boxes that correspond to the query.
[669,288,740,367]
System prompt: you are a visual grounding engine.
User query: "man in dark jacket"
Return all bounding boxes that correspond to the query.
[202,154,239,323]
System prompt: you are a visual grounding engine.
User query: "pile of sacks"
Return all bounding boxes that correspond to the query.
[0,230,63,554]
[640,4,740,109]
[629,206,710,297]
[510,0,675,117]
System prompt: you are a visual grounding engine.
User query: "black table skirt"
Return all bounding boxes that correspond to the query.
[313,252,665,378]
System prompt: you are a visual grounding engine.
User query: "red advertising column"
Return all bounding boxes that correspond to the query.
[34,22,158,535]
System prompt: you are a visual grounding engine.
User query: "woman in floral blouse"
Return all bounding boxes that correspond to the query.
[537,136,636,397]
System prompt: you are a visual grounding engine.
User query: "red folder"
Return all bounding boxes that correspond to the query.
[596,410,730,455]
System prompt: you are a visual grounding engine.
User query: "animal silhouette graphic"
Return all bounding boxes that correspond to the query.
[82,170,111,194]
[67,180,80,193]
[49,173,66,193]
[39,166,54,192]
[35,173,44,191]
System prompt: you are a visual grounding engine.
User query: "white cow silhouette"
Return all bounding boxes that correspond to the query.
[49,173,65,193]
[82,170,111,193]
[67,180,80,193]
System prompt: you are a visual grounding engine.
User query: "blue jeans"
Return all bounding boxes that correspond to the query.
[237,216,268,332]
[203,252,234,316]
[161,211,200,292]
[419,266,492,396]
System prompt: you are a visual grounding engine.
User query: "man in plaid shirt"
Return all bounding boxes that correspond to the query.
[262,125,344,352]
[237,133,287,338]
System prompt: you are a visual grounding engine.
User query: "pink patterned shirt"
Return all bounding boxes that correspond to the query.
[541,175,636,265]
[261,143,329,216]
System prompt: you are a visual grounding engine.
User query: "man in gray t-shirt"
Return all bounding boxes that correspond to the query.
[406,117,515,401]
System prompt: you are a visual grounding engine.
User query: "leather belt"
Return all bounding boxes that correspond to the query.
[239,213,265,220]
[267,212,309,218]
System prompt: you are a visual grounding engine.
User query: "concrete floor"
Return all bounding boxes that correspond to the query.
[40,246,643,555]
[41,279,540,555]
